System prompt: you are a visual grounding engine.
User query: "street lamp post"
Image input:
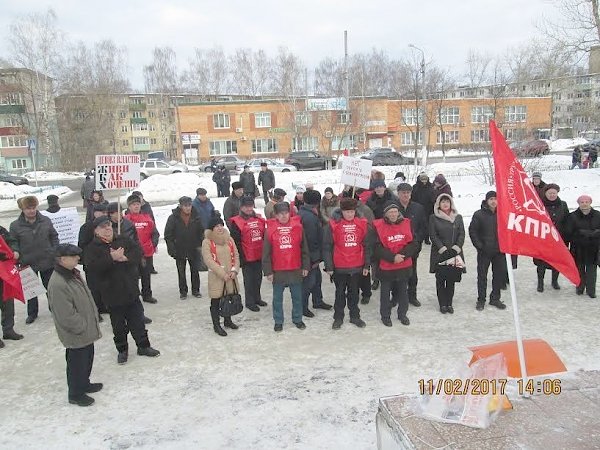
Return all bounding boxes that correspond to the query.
[408,44,426,167]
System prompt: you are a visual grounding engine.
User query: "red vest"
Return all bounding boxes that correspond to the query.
[230,214,266,263]
[266,216,303,271]
[373,218,413,271]
[358,189,372,204]
[329,217,368,269]
[125,212,156,257]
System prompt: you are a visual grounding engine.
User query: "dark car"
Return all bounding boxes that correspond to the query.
[360,148,415,166]
[0,171,29,185]
[284,151,335,170]
[510,140,550,157]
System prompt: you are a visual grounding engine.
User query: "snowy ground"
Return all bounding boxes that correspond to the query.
[1,161,600,449]
[0,182,72,212]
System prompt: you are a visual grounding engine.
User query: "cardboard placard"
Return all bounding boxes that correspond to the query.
[95,154,141,190]
[40,207,80,246]
[19,266,46,300]
[340,157,373,189]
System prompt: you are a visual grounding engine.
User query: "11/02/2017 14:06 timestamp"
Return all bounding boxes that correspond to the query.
[418,378,562,396]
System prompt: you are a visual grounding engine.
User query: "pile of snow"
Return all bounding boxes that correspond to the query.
[23,171,84,180]
[0,183,72,212]
[134,172,207,203]
[550,138,587,152]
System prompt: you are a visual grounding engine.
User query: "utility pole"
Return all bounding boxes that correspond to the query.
[409,44,426,168]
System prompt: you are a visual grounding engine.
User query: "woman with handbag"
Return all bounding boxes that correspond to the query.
[429,194,466,314]
[201,216,241,336]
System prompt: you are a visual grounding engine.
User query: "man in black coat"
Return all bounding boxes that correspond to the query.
[396,183,427,307]
[298,189,332,318]
[412,172,435,244]
[84,217,160,364]
[366,180,393,220]
[212,166,231,198]
[469,191,506,311]
[107,202,139,245]
[223,182,245,227]
[239,166,256,196]
[258,162,275,204]
[164,196,205,299]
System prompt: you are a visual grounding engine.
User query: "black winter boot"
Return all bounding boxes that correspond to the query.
[551,271,560,290]
[210,302,227,337]
[536,267,545,293]
[224,317,239,330]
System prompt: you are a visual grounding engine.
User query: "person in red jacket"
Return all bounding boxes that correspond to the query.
[262,202,310,332]
[230,196,267,312]
[372,201,420,327]
[323,197,372,330]
[124,194,159,304]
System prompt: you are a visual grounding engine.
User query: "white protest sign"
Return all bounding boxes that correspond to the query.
[340,157,373,189]
[40,207,80,246]
[95,154,140,190]
[19,266,46,300]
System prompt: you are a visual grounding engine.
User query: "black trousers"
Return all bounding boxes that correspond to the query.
[577,261,597,295]
[333,272,360,320]
[65,343,94,397]
[380,278,408,319]
[28,268,53,318]
[262,188,271,204]
[408,255,419,301]
[359,272,372,298]
[85,271,108,314]
[477,252,505,302]
[435,273,456,307]
[146,255,156,273]
[302,265,323,310]
[242,261,263,307]
[108,299,149,353]
[139,257,152,299]
[0,298,15,333]
[176,257,200,295]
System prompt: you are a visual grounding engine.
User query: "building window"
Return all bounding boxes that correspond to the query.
[132,111,143,119]
[213,113,230,129]
[337,111,352,125]
[254,112,271,128]
[119,111,127,119]
[132,123,148,132]
[331,135,356,149]
[147,97,154,105]
[210,140,237,155]
[295,112,312,126]
[471,129,490,142]
[471,106,493,123]
[575,116,590,123]
[130,97,144,104]
[438,107,460,125]
[122,139,129,146]
[150,138,157,145]
[11,159,27,169]
[402,108,424,126]
[252,138,278,153]
[149,124,156,131]
[400,132,423,146]
[436,131,459,144]
[0,93,23,105]
[162,111,168,118]
[149,111,156,118]
[0,116,19,127]
[121,126,128,133]
[505,105,527,123]
[292,136,318,150]
[134,137,149,145]
[0,136,26,147]
[504,128,525,141]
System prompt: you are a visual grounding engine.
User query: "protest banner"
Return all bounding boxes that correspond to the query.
[19,266,46,300]
[340,157,372,190]
[95,154,141,190]
[40,207,80,245]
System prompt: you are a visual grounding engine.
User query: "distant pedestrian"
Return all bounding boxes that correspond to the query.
[223,182,245,227]
[212,166,231,198]
[239,165,256,196]
[531,171,546,198]
[570,146,583,170]
[80,175,95,209]
[86,190,108,223]
[192,187,216,230]
[258,162,276,204]
[320,187,339,225]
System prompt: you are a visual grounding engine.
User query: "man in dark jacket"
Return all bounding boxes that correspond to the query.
[192,187,216,230]
[130,191,155,221]
[366,180,393,220]
[223,182,245,226]
[46,195,61,213]
[212,166,231,198]
[412,172,434,244]
[48,243,102,406]
[396,183,427,307]
[107,202,139,245]
[298,189,332,318]
[0,226,24,348]
[164,196,205,299]
[239,165,256,196]
[85,217,159,364]
[469,191,506,311]
[10,195,59,324]
[531,171,546,198]
[258,162,276,204]
[80,175,95,208]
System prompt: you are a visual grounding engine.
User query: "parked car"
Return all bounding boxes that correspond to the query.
[246,158,297,173]
[510,140,550,157]
[140,159,189,179]
[0,171,29,185]
[284,151,335,170]
[200,155,246,173]
[360,148,415,166]
[582,138,600,153]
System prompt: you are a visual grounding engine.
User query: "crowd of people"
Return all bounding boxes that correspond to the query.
[0,166,598,407]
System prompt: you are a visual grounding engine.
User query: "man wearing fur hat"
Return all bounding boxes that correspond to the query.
[298,189,332,318]
[10,195,59,324]
[469,191,506,311]
[223,181,245,227]
[323,197,371,329]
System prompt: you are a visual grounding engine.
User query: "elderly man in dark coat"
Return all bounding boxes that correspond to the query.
[258,162,276,204]
[239,165,257,196]
[48,244,102,406]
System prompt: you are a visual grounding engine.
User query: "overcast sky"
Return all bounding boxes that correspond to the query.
[0,0,560,90]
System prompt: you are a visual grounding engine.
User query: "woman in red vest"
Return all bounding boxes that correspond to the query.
[262,202,310,332]
[323,197,372,329]
[201,217,241,336]
[373,201,419,327]
[230,196,267,312]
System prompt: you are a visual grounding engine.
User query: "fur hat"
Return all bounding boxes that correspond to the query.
[418,172,429,181]
[340,197,358,211]
[273,188,287,199]
[544,183,560,193]
[232,181,244,191]
[17,195,39,210]
[93,216,111,228]
[240,195,255,207]
[303,189,321,206]
[93,203,107,212]
[107,202,119,213]
[208,216,225,230]
[179,196,192,205]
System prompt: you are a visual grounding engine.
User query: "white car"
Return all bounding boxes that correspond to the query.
[140,159,189,179]
[246,158,297,173]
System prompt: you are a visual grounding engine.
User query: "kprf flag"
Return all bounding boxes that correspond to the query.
[490,120,580,285]
[0,236,24,302]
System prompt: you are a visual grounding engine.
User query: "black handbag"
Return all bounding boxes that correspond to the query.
[436,263,463,282]
[219,279,243,317]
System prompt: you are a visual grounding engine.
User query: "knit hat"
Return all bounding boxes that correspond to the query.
[532,171,542,179]
[340,197,358,211]
[397,183,412,192]
[303,189,321,206]
[372,179,386,189]
[46,194,59,205]
[92,216,111,228]
[485,191,497,201]
[17,195,39,210]
[56,243,82,257]
[295,185,306,194]
[131,191,143,198]
[93,203,107,212]
[383,201,400,214]
[107,202,119,213]
[324,187,334,194]
[394,172,405,180]
[196,187,207,196]
[178,196,192,205]
[544,183,560,193]
[433,174,447,185]
[127,194,141,205]
[419,172,429,180]
[577,194,592,203]
[208,216,225,230]
[273,188,287,199]
[232,181,243,191]
[273,202,290,214]
[240,195,255,207]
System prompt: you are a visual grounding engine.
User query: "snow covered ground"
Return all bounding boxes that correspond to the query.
[1,159,600,449]
[0,183,72,212]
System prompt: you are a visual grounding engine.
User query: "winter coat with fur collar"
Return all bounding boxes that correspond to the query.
[201,228,241,299]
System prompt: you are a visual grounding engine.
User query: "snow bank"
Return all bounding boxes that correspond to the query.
[0,184,72,212]
[23,171,84,180]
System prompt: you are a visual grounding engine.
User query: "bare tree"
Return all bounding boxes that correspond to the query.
[229,48,269,97]
[182,46,229,98]
[464,50,492,88]
[428,67,456,162]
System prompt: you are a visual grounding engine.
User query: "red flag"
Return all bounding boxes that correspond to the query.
[0,236,24,302]
[490,120,580,285]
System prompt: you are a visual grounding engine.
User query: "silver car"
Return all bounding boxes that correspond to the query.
[140,159,189,179]
[247,158,297,173]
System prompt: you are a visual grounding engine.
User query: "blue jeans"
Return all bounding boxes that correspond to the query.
[272,282,303,325]
[302,265,323,310]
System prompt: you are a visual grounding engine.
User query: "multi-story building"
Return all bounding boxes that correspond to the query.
[0,68,59,172]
